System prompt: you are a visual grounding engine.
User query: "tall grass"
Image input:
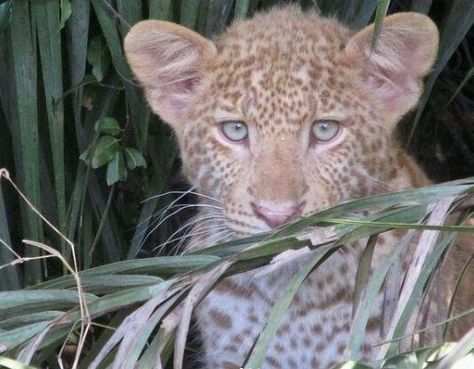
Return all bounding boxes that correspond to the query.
[0,0,473,368]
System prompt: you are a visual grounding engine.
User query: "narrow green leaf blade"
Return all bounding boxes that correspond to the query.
[180,0,200,29]
[234,0,250,19]
[10,0,43,284]
[371,0,390,49]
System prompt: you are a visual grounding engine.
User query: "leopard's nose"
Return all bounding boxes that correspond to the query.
[251,202,303,228]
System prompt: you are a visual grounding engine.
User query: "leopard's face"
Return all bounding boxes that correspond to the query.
[125,6,438,236]
[181,26,394,234]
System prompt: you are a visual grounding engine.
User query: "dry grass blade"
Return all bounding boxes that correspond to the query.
[174,260,233,369]
[433,327,474,369]
[345,230,416,360]
[114,292,185,369]
[89,293,164,369]
[379,197,456,359]
[0,170,89,369]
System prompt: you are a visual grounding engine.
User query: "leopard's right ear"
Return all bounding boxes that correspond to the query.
[124,21,217,129]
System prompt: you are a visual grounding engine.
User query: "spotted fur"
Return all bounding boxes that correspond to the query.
[125,6,473,369]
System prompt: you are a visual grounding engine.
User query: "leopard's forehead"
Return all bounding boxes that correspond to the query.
[197,7,357,134]
[215,6,350,55]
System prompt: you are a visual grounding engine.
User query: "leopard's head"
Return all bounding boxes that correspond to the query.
[125,6,438,237]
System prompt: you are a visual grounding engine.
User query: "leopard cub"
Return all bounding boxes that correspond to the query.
[125,5,473,369]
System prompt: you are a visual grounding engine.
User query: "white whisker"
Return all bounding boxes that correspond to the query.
[153,216,227,253]
[138,203,225,247]
[142,189,221,204]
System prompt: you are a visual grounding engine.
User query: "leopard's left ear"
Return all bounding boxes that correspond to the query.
[344,13,439,122]
[124,21,217,130]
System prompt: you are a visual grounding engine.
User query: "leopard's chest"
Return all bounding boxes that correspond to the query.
[195,243,388,369]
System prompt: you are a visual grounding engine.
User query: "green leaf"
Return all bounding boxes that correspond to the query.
[87,34,111,82]
[408,0,474,144]
[94,116,121,136]
[35,255,220,289]
[79,145,92,162]
[9,0,44,284]
[410,0,432,13]
[0,321,52,354]
[0,356,38,369]
[180,0,200,29]
[0,290,97,310]
[234,0,250,19]
[444,67,474,107]
[205,0,234,36]
[106,151,127,185]
[0,0,12,33]
[433,331,474,369]
[91,135,120,169]
[124,147,147,170]
[0,180,21,290]
[344,0,378,28]
[149,0,173,20]
[33,0,67,257]
[0,311,62,330]
[371,0,390,50]
[91,0,150,151]
[59,0,72,29]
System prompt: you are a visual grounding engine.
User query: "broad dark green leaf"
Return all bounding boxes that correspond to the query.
[91,135,120,169]
[124,147,146,170]
[94,117,121,136]
[106,151,127,185]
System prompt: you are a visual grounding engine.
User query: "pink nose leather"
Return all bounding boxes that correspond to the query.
[251,203,302,228]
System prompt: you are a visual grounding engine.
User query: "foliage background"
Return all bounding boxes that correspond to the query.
[0,0,473,368]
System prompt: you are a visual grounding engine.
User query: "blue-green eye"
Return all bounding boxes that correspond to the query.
[311,120,340,142]
[221,121,248,142]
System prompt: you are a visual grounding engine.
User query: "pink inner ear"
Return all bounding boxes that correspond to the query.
[367,45,418,112]
[367,66,417,114]
[154,76,197,122]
